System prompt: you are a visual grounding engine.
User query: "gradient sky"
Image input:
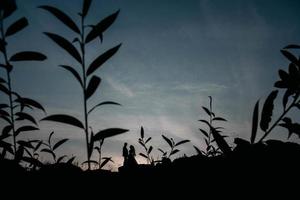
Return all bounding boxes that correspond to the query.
[1,0,300,170]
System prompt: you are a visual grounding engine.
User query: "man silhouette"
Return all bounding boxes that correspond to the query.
[122,142,128,167]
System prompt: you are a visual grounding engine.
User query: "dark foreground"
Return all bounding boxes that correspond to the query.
[1,139,300,191]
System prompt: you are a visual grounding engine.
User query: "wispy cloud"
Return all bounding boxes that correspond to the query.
[106,76,135,98]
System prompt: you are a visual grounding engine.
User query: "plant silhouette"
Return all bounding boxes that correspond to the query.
[0,0,47,163]
[250,46,300,144]
[159,134,190,160]
[39,0,128,170]
[197,96,230,156]
[138,126,154,165]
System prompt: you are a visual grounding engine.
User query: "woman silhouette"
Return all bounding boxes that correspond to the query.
[127,145,138,167]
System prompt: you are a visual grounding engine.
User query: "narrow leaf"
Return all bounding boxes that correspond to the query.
[141,126,144,139]
[193,145,203,156]
[53,138,69,150]
[280,50,298,63]
[15,112,37,125]
[85,75,101,100]
[145,137,152,144]
[175,140,190,147]
[82,0,92,17]
[211,128,231,155]
[202,106,211,116]
[44,32,82,63]
[162,135,173,148]
[88,101,121,115]
[170,149,180,156]
[41,114,84,129]
[57,155,67,163]
[59,65,83,88]
[199,128,209,138]
[15,126,39,136]
[100,157,112,169]
[1,125,12,138]
[39,6,80,34]
[10,51,47,61]
[260,90,278,132]
[148,146,153,154]
[86,44,121,76]
[283,44,300,49]
[213,117,227,121]
[139,153,148,159]
[251,101,259,144]
[14,97,45,113]
[5,17,28,37]
[0,84,10,95]
[93,128,129,141]
[85,10,120,43]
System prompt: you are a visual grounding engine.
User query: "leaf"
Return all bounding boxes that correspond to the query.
[0,104,9,110]
[15,112,37,125]
[48,131,54,145]
[44,32,82,63]
[41,148,56,160]
[280,50,298,64]
[199,129,209,138]
[86,44,121,76]
[158,148,165,154]
[15,126,39,136]
[14,97,46,113]
[85,75,101,100]
[202,106,211,116]
[145,137,152,144]
[39,6,80,34]
[0,115,11,124]
[0,38,6,53]
[193,146,203,156]
[139,153,148,159]
[198,119,210,127]
[170,149,180,156]
[100,157,113,169]
[82,0,92,17]
[5,17,28,37]
[93,128,129,141]
[175,139,190,147]
[10,51,47,62]
[213,117,227,121]
[211,128,231,155]
[59,65,83,88]
[0,83,10,95]
[88,101,121,115]
[82,160,98,165]
[283,44,300,49]
[162,135,173,148]
[0,77,6,84]
[251,100,259,144]
[1,125,12,138]
[260,90,278,132]
[148,146,153,154]
[141,126,144,139]
[41,114,84,129]
[0,109,9,117]
[57,155,67,163]
[67,156,76,164]
[53,138,69,151]
[85,10,120,43]
[1,0,17,19]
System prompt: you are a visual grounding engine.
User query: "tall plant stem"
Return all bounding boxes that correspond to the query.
[0,17,17,157]
[80,15,90,170]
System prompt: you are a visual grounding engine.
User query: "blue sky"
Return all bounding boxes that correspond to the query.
[1,0,300,169]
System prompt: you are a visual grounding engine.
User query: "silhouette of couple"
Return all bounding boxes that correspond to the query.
[122,143,138,168]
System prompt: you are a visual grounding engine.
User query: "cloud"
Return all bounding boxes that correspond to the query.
[106,76,135,97]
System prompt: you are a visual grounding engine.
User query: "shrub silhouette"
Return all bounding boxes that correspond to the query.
[39,0,128,170]
[138,126,154,165]
[250,46,300,143]
[0,0,47,163]
[197,96,230,156]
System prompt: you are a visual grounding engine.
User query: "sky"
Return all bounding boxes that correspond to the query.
[1,0,300,170]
